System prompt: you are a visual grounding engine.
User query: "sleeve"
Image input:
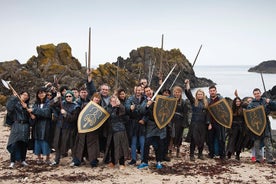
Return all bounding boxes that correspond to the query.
[184,89,195,105]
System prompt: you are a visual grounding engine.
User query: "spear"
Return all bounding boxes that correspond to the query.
[169,71,181,90]
[85,52,88,69]
[260,72,267,95]
[192,44,202,68]
[152,64,177,101]
[159,34,164,80]
[88,27,91,70]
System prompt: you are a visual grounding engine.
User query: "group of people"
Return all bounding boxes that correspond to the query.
[5,69,276,170]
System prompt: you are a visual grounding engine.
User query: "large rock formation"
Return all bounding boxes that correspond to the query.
[0,43,214,106]
[248,60,276,73]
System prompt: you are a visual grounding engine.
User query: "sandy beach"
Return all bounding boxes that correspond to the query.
[0,111,276,184]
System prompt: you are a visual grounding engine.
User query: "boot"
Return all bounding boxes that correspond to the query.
[190,155,195,161]
[198,152,204,160]
[176,147,180,158]
[235,152,240,161]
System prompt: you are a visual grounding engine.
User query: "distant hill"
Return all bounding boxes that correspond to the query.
[248,60,276,73]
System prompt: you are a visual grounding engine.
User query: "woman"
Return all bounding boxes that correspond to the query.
[226,97,245,161]
[71,92,102,167]
[6,91,33,168]
[184,79,209,161]
[169,85,189,157]
[103,95,129,169]
[30,87,52,164]
[50,90,80,165]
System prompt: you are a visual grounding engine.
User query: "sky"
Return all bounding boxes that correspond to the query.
[1,0,276,67]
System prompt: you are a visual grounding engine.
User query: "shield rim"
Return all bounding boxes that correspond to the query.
[243,105,267,136]
[208,98,233,128]
[153,95,177,129]
[77,100,110,133]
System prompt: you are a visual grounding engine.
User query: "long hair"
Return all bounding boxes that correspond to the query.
[232,97,243,116]
[194,89,208,108]
[35,87,47,104]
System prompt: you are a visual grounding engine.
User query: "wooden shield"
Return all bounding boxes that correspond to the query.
[153,95,177,129]
[243,106,267,136]
[77,101,110,133]
[208,98,233,128]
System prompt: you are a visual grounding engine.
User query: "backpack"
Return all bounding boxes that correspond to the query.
[4,112,13,126]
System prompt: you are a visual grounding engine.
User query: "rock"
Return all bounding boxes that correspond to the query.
[0,43,214,106]
[248,60,276,73]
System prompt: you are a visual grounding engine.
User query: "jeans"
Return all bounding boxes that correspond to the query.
[131,135,145,161]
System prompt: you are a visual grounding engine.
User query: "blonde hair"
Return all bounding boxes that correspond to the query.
[194,89,208,108]
[173,86,183,103]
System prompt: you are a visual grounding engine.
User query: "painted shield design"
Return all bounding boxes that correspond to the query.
[208,98,233,128]
[153,95,177,129]
[77,101,110,133]
[243,106,267,136]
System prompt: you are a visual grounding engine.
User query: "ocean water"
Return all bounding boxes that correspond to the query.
[191,65,276,129]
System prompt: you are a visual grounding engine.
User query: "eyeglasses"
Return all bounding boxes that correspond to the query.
[66,95,72,98]
[47,94,52,96]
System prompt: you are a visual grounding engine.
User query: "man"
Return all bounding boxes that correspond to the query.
[247,88,276,164]
[137,86,166,169]
[207,85,225,160]
[98,83,111,156]
[125,85,146,165]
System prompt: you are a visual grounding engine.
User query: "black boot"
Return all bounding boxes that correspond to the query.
[176,147,180,158]
[235,152,240,161]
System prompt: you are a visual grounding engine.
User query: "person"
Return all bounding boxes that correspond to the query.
[137,86,166,169]
[71,88,80,100]
[184,79,209,161]
[103,95,129,169]
[207,85,226,160]
[169,85,189,157]
[225,97,245,161]
[6,91,33,168]
[247,88,276,164]
[98,83,111,157]
[50,90,80,165]
[243,96,264,162]
[29,87,52,164]
[71,92,102,167]
[161,88,172,162]
[125,85,146,165]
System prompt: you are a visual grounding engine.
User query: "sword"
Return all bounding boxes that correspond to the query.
[152,64,177,101]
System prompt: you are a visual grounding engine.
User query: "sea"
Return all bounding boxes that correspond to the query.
[190,65,276,129]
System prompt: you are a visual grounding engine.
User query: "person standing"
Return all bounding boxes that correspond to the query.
[29,87,52,164]
[137,86,166,169]
[169,86,189,157]
[125,85,146,165]
[207,85,226,160]
[71,92,102,167]
[184,79,209,161]
[247,88,276,164]
[50,90,80,165]
[6,91,33,168]
[226,97,245,161]
[103,95,129,169]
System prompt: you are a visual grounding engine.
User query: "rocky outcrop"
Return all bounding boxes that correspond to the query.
[0,43,214,106]
[248,60,276,73]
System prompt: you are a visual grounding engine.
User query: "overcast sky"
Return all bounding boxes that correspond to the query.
[1,0,276,67]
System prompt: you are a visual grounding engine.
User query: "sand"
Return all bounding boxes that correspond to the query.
[0,111,276,184]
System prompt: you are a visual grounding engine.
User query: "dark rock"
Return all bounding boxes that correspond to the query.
[248,60,276,73]
[0,43,214,106]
